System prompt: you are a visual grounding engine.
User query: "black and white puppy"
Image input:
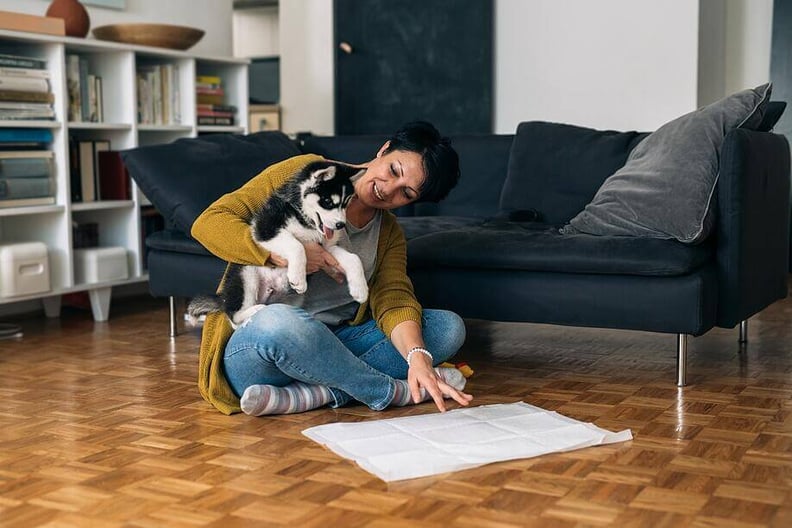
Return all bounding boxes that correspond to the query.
[188,160,368,326]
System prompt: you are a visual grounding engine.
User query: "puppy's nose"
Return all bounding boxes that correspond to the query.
[335,221,346,230]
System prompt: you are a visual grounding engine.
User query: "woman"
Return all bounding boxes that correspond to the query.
[192,121,473,415]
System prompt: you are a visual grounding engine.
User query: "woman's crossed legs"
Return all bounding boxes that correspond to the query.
[222,304,466,415]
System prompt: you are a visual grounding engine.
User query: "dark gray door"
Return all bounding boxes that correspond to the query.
[334,0,493,135]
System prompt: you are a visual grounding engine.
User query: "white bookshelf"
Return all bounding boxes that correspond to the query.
[0,29,249,320]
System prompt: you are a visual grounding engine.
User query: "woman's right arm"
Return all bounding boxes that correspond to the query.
[191,154,323,265]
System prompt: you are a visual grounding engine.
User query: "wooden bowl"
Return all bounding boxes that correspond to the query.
[92,24,205,50]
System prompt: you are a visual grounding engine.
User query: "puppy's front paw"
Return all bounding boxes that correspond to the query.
[288,276,308,294]
[348,280,369,304]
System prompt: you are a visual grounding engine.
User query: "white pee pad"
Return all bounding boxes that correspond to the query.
[303,402,632,481]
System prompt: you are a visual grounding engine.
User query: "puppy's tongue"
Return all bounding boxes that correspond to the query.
[323,226,335,240]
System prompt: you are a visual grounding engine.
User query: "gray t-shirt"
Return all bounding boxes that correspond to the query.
[267,210,382,324]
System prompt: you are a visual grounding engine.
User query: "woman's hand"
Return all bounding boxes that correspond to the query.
[407,352,473,412]
[269,243,346,283]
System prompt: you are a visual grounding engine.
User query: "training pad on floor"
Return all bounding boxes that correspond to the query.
[302,402,632,481]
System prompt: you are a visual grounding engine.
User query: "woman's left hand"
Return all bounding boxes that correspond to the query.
[407,353,473,412]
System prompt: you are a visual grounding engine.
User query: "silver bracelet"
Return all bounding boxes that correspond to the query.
[406,347,433,367]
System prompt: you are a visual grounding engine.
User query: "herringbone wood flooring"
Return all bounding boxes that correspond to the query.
[1,289,791,527]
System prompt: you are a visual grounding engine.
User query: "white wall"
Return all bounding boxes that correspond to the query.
[233,6,278,58]
[279,0,334,135]
[277,0,773,135]
[496,0,699,132]
[0,0,233,56]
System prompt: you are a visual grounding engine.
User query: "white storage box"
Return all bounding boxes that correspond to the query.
[74,247,128,284]
[0,242,50,297]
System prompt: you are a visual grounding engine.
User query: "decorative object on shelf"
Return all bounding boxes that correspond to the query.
[45,0,90,38]
[0,10,65,36]
[92,24,204,50]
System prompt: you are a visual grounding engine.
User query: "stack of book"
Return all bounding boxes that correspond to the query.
[136,63,181,125]
[0,151,55,208]
[0,53,55,121]
[66,54,104,123]
[196,75,236,126]
[68,137,131,203]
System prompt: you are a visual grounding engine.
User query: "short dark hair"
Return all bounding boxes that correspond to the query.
[383,121,460,203]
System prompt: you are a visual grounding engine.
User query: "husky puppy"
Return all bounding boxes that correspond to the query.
[188,160,368,326]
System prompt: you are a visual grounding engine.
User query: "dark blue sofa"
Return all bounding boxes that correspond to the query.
[123,118,791,387]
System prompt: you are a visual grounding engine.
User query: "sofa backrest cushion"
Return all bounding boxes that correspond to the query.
[563,83,772,244]
[123,131,300,234]
[500,122,646,225]
[301,133,514,218]
[414,134,514,217]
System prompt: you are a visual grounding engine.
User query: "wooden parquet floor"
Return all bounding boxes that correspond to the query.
[1,291,792,528]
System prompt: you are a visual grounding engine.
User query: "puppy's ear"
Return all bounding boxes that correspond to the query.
[310,165,336,183]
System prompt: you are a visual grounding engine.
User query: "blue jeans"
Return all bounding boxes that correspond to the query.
[223,304,466,410]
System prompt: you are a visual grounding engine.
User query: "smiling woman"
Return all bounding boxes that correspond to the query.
[189,121,468,417]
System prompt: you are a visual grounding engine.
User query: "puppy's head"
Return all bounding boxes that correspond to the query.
[301,162,363,240]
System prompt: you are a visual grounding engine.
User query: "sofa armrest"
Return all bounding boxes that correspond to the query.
[716,128,791,327]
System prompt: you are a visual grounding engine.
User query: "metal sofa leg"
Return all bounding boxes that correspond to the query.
[677,334,688,387]
[739,319,748,344]
[169,296,184,338]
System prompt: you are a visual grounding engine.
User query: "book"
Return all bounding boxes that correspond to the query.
[196,104,237,113]
[0,75,49,93]
[0,67,50,79]
[97,151,131,200]
[0,90,54,103]
[66,54,81,122]
[0,196,55,208]
[0,176,53,200]
[0,10,65,36]
[0,128,53,144]
[93,140,110,198]
[196,93,225,106]
[0,53,46,70]
[0,152,53,178]
[196,75,221,85]
[0,108,56,120]
[68,137,81,202]
[197,116,234,126]
[78,140,96,202]
[0,101,53,111]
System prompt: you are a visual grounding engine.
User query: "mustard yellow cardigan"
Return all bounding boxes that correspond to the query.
[191,154,422,414]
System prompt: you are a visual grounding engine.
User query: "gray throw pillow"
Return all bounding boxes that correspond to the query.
[562,83,772,244]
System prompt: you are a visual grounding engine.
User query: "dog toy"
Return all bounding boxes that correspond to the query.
[440,361,474,378]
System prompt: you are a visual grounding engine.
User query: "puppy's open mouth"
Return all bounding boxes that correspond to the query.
[317,214,334,240]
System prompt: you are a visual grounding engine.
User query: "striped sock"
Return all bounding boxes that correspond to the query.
[390,367,467,407]
[240,381,334,416]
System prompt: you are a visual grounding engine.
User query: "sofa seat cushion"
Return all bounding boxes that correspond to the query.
[146,230,212,256]
[397,216,486,241]
[407,223,713,276]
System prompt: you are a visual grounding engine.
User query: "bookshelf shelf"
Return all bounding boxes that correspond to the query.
[0,204,64,217]
[0,120,61,128]
[0,29,249,320]
[71,200,135,212]
[68,122,133,130]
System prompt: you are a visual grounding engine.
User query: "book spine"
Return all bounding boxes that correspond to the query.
[0,128,53,143]
[0,67,50,79]
[0,76,49,93]
[0,176,53,199]
[66,55,82,122]
[0,55,46,70]
[0,157,53,178]
[0,196,55,208]
[0,90,54,103]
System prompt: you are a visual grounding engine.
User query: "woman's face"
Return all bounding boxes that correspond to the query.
[355,143,426,210]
